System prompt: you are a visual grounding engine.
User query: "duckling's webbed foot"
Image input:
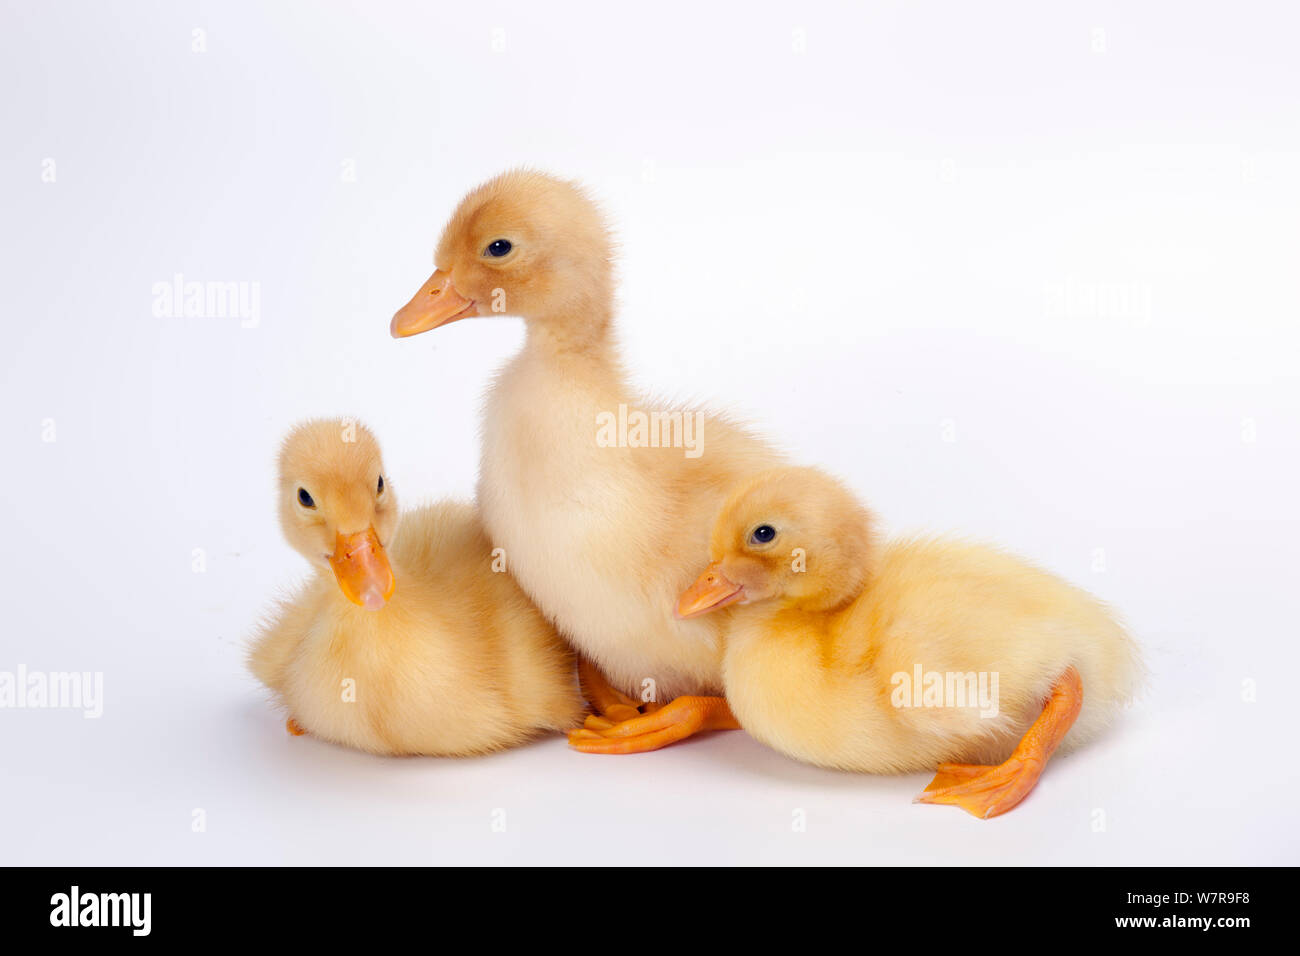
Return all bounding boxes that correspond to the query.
[577,656,647,724]
[581,698,663,731]
[922,762,988,790]
[916,666,1083,819]
[285,717,307,737]
[916,758,1042,819]
[568,695,740,754]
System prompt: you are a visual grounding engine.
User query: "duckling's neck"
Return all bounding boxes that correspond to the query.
[525,319,613,360]
[521,297,630,392]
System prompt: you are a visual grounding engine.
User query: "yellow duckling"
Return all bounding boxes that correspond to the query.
[390,170,782,750]
[664,466,1144,818]
[247,419,585,756]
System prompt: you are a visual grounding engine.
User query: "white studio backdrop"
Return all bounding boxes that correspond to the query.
[0,1,1296,864]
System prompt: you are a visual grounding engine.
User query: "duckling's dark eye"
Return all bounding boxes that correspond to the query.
[297,488,315,508]
[377,475,385,494]
[750,524,777,545]
[484,239,512,258]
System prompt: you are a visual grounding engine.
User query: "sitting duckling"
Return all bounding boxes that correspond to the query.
[656,466,1143,818]
[247,419,585,755]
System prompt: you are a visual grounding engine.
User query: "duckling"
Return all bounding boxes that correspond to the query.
[661,466,1143,818]
[391,170,782,751]
[247,419,585,756]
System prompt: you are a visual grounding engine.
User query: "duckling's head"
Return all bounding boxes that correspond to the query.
[278,419,398,611]
[391,169,614,347]
[676,467,878,618]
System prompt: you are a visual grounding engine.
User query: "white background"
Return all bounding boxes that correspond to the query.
[2,1,1297,865]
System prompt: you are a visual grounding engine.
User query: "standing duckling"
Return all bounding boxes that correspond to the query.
[247,419,585,756]
[665,466,1143,818]
[390,170,782,751]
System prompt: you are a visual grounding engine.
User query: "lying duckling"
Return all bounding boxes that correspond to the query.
[662,466,1143,818]
[247,419,585,755]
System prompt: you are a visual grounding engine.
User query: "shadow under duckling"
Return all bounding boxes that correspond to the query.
[579,465,1144,818]
[247,419,586,756]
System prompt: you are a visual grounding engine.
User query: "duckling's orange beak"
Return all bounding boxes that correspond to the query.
[328,528,395,611]
[675,562,745,619]
[391,269,478,337]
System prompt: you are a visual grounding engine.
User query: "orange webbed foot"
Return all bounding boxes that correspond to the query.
[916,757,1042,819]
[915,666,1083,819]
[568,695,740,754]
[580,695,663,730]
[285,717,307,736]
[921,761,989,791]
[577,656,645,724]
